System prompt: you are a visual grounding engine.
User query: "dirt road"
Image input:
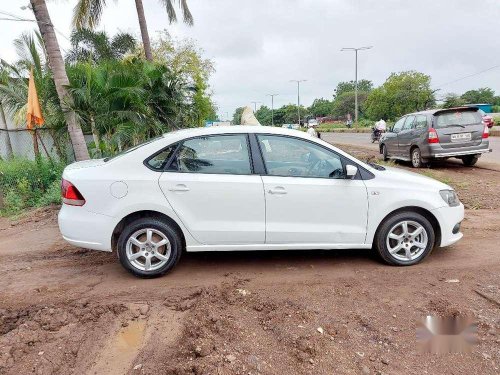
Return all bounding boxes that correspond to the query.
[1,149,499,374]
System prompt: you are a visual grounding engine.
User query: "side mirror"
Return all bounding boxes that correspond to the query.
[346,164,358,179]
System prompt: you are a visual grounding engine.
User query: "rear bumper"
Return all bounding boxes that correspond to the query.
[431,203,464,247]
[424,141,491,159]
[58,204,114,251]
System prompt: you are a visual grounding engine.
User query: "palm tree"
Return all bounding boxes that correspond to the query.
[73,0,193,61]
[30,0,90,161]
[66,29,137,64]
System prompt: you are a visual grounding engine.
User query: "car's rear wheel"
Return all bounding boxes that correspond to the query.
[381,144,389,161]
[411,147,424,168]
[461,154,479,166]
[117,218,182,278]
[375,211,435,266]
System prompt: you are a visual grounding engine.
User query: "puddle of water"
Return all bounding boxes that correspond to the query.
[116,320,146,352]
[88,320,146,375]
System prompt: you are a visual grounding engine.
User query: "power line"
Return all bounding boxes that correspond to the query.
[0,9,70,42]
[435,64,500,89]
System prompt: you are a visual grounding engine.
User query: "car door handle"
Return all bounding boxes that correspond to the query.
[169,184,190,192]
[268,187,287,195]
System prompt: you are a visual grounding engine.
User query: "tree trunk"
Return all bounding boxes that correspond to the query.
[134,0,153,61]
[0,103,13,158]
[90,115,101,157]
[30,0,90,161]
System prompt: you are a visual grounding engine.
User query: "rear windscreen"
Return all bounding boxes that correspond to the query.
[434,111,482,128]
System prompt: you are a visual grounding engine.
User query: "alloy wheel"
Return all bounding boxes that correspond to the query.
[385,220,428,261]
[412,149,421,168]
[126,228,171,271]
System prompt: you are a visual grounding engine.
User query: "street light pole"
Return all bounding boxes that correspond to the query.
[290,80,306,125]
[266,94,279,126]
[251,101,262,112]
[341,46,372,124]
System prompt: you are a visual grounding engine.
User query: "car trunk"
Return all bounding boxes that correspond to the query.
[432,108,484,149]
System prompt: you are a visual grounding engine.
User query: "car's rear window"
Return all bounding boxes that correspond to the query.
[434,110,482,128]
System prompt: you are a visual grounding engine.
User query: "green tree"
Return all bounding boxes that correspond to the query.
[308,98,333,117]
[333,79,373,98]
[0,31,69,159]
[442,93,466,108]
[66,29,136,64]
[255,106,273,125]
[332,91,369,118]
[460,88,495,104]
[73,0,193,61]
[150,33,216,126]
[364,71,436,120]
[232,107,244,125]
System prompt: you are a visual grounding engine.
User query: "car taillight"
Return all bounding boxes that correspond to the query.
[482,124,489,139]
[61,178,86,206]
[428,128,439,143]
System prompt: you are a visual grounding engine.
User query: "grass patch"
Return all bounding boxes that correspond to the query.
[418,169,454,186]
[0,158,65,216]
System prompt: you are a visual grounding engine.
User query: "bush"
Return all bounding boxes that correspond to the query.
[0,158,65,215]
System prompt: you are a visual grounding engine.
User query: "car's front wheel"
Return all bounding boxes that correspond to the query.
[375,211,435,266]
[117,218,182,278]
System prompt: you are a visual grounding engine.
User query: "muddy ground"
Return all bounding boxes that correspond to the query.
[0,144,499,375]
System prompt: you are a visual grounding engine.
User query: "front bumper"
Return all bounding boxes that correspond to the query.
[58,204,114,251]
[431,203,465,247]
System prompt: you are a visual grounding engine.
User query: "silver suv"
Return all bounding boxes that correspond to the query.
[380,107,491,167]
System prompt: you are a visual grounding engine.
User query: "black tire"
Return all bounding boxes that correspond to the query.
[410,147,424,168]
[381,144,389,161]
[461,154,479,166]
[117,217,182,278]
[374,211,435,266]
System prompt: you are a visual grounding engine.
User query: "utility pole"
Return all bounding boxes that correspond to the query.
[266,94,279,126]
[251,101,262,112]
[341,46,372,124]
[290,80,306,125]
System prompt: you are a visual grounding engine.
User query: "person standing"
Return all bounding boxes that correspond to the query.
[307,123,318,137]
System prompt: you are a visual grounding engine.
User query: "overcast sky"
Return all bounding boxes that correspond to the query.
[1,0,499,119]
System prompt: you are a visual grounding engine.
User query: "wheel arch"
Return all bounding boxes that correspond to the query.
[409,144,419,155]
[111,210,186,252]
[373,206,441,247]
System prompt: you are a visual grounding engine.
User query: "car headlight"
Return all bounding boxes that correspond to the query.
[440,190,460,207]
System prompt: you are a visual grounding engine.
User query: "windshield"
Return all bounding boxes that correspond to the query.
[434,110,482,128]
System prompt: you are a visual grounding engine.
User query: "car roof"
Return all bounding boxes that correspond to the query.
[403,106,480,117]
[163,125,311,141]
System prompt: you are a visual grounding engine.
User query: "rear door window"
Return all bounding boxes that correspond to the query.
[403,116,416,130]
[416,115,428,129]
[435,110,482,128]
[168,134,252,175]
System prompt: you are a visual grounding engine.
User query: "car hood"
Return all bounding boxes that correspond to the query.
[379,166,451,191]
[64,158,106,171]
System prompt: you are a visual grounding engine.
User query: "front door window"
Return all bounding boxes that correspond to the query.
[257,135,346,179]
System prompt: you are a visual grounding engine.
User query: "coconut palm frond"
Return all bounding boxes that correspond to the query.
[179,0,193,25]
[72,0,107,30]
[159,0,178,24]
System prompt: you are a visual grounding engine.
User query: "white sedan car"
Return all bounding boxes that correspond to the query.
[58,126,464,277]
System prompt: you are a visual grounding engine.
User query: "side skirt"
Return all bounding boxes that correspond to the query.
[186,243,372,252]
